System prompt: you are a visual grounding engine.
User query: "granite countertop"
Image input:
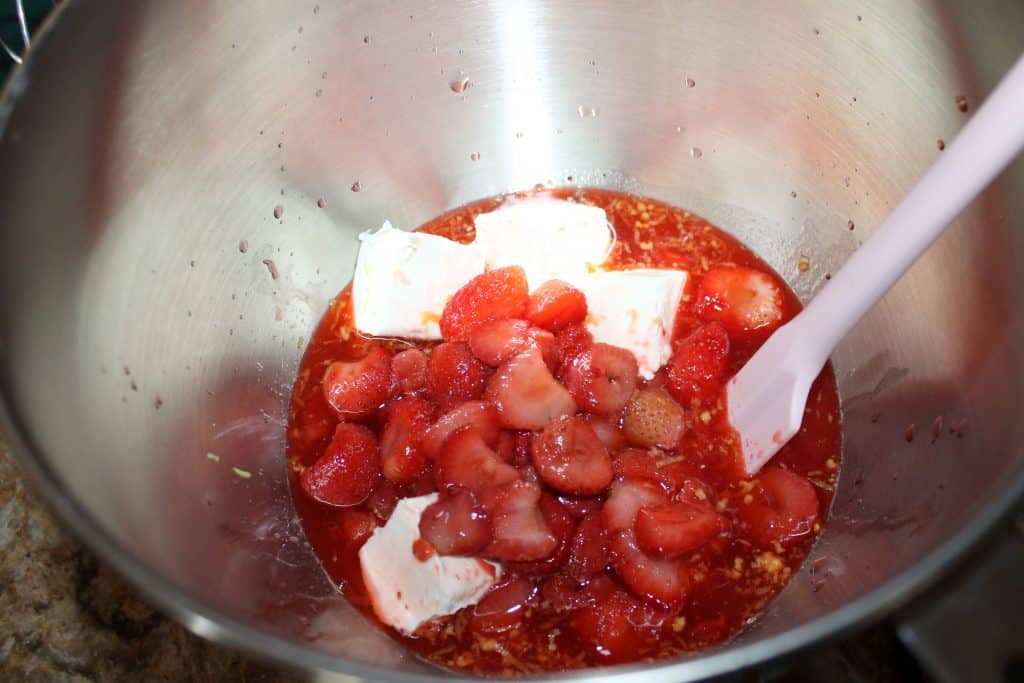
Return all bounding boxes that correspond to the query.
[0,446,297,682]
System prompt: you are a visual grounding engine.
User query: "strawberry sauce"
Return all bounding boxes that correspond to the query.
[286,188,842,674]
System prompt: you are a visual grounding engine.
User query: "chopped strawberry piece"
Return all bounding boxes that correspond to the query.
[551,324,593,369]
[531,415,614,495]
[379,396,433,483]
[418,487,493,556]
[571,590,649,663]
[366,480,401,521]
[695,266,785,339]
[739,466,819,548]
[435,427,521,495]
[622,388,685,449]
[470,578,536,633]
[602,478,669,533]
[484,345,575,430]
[580,414,627,452]
[561,343,639,417]
[391,348,428,394]
[567,510,610,580]
[610,529,691,605]
[666,322,731,403]
[526,279,588,332]
[421,401,500,461]
[505,493,575,576]
[426,342,490,400]
[327,507,379,551]
[635,501,729,559]
[482,481,558,562]
[611,448,664,487]
[321,347,392,417]
[301,423,380,506]
[467,318,554,369]
[440,266,529,342]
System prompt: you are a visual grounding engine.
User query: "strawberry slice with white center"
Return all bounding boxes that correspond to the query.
[468,318,555,367]
[601,478,669,533]
[610,528,691,605]
[531,415,614,495]
[484,344,576,430]
[435,427,521,495]
[421,401,500,461]
[695,266,785,339]
[634,501,729,559]
[560,343,639,417]
[481,481,559,562]
[322,346,393,418]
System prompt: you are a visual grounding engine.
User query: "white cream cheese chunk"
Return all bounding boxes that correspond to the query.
[352,222,486,339]
[358,494,501,635]
[579,269,688,380]
[473,200,613,288]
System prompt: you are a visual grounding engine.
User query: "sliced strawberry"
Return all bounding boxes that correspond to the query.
[505,493,575,576]
[435,427,521,495]
[440,266,529,342]
[467,318,553,369]
[526,279,588,332]
[635,501,729,559]
[327,507,379,551]
[739,466,819,548]
[601,478,669,533]
[379,396,433,483]
[418,487,492,556]
[391,348,428,394]
[561,343,639,417]
[611,448,664,487]
[482,481,558,562]
[551,324,594,369]
[470,578,536,633]
[581,414,628,452]
[666,322,731,403]
[622,388,684,449]
[322,347,392,417]
[610,529,690,605]
[695,266,785,339]
[571,590,649,663]
[407,466,438,497]
[531,415,614,495]
[567,510,610,580]
[300,423,380,506]
[421,401,500,461]
[484,344,575,430]
[426,342,490,400]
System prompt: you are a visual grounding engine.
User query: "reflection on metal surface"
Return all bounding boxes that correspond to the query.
[0,0,1021,681]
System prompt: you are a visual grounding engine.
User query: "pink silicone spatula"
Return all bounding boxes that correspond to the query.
[729,53,1024,476]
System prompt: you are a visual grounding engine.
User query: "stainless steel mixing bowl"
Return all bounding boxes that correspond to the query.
[1,1,1023,680]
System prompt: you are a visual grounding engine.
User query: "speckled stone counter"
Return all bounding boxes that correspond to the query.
[0,445,296,682]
